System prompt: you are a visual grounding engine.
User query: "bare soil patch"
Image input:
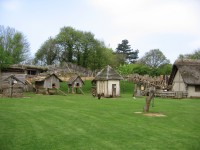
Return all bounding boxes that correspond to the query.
[143,113,166,117]
[134,112,166,117]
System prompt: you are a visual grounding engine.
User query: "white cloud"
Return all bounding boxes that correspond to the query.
[87,0,200,62]
[88,0,199,36]
[1,0,199,63]
[2,0,21,11]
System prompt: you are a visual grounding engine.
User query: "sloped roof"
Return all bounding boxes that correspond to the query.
[67,75,84,84]
[168,59,200,85]
[34,73,62,82]
[3,75,26,85]
[94,65,123,81]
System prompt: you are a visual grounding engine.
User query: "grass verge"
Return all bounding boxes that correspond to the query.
[0,93,200,150]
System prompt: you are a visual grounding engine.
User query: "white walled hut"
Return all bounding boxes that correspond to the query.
[168,59,200,98]
[94,65,123,98]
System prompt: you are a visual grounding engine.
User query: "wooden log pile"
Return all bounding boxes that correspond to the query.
[128,74,169,97]
[128,74,168,89]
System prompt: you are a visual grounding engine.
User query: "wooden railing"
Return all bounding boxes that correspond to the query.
[155,91,188,98]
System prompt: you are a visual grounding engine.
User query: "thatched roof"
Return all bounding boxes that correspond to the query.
[94,65,123,81]
[11,64,48,70]
[168,59,200,85]
[67,75,84,84]
[34,73,62,82]
[1,64,48,72]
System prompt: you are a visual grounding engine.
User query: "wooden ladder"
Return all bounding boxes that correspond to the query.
[56,88,67,96]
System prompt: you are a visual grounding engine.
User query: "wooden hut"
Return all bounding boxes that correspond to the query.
[94,65,123,98]
[0,64,48,92]
[168,59,200,98]
[67,75,84,94]
[34,73,62,94]
[1,75,25,97]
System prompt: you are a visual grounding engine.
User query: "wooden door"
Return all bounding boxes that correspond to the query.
[112,84,116,97]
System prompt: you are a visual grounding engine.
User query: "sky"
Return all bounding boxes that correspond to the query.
[1,0,200,64]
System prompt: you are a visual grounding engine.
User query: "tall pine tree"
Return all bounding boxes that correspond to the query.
[116,39,139,64]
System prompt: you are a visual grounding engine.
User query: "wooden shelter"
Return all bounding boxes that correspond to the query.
[34,73,62,94]
[1,64,47,77]
[0,64,48,92]
[67,75,84,94]
[1,75,25,97]
[94,65,123,98]
[168,59,200,98]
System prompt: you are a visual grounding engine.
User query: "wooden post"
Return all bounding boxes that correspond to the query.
[133,84,137,97]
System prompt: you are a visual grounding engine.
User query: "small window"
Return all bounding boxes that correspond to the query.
[27,70,37,75]
[195,85,200,92]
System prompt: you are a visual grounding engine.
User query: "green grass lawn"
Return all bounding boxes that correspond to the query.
[0,83,200,150]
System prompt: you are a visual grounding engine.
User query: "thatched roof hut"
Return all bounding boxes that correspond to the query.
[67,75,84,94]
[33,73,62,94]
[94,65,123,98]
[168,59,200,98]
[67,75,84,87]
[2,75,25,97]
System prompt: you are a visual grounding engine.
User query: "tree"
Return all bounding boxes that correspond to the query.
[178,49,200,60]
[116,63,153,76]
[0,25,30,69]
[56,26,81,63]
[34,26,116,71]
[116,39,139,64]
[80,31,96,68]
[88,41,115,71]
[157,64,172,75]
[139,49,170,68]
[34,37,59,65]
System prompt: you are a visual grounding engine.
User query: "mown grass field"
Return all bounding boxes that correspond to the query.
[0,81,200,150]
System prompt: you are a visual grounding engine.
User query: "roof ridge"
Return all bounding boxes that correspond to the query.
[175,59,200,65]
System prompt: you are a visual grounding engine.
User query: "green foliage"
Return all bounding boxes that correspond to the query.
[157,63,172,75]
[116,63,171,76]
[56,26,82,63]
[0,46,12,69]
[34,26,115,70]
[0,94,199,150]
[139,49,170,68]
[34,37,59,65]
[116,39,139,64]
[120,80,134,94]
[0,25,30,68]
[179,49,200,60]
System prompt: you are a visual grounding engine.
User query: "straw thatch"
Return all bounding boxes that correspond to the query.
[168,59,200,85]
[67,75,84,86]
[94,65,123,81]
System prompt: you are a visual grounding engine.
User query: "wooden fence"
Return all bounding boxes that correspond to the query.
[155,91,188,99]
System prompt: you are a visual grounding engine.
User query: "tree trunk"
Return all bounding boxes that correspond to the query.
[133,84,137,97]
[143,90,154,112]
